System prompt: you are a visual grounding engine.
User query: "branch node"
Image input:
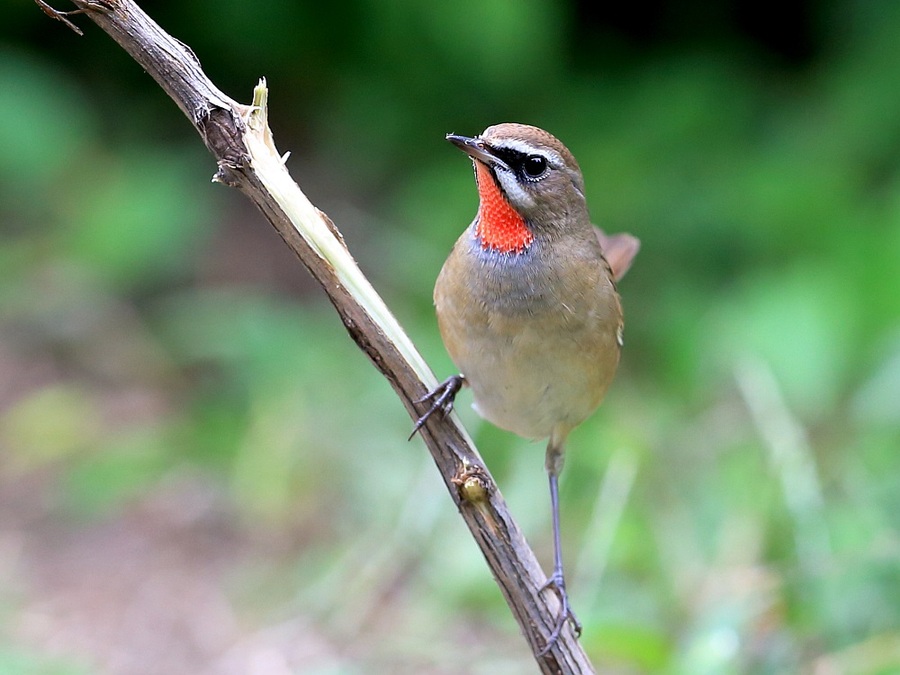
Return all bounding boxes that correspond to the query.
[35,0,105,34]
[452,462,492,505]
[211,162,241,187]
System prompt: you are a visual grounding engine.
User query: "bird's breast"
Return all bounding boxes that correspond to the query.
[434,227,622,440]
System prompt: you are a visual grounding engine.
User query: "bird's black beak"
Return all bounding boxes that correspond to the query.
[446,133,508,170]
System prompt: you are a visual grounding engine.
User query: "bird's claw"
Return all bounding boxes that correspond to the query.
[538,572,582,656]
[409,375,465,440]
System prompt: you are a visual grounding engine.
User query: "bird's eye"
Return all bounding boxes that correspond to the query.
[522,155,548,179]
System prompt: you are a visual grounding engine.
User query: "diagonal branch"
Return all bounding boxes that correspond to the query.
[41,1,596,671]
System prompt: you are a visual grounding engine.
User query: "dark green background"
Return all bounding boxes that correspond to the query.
[1,1,899,673]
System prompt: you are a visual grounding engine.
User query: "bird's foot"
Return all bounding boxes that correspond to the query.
[409,374,465,439]
[538,571,582,656]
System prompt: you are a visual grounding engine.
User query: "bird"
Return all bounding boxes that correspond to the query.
[413,123,639,654]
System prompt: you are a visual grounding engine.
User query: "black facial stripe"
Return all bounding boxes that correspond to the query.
[489,145,529,169]
[488,144,549,181]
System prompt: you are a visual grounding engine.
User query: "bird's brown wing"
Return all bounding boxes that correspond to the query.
[594,227,640,282]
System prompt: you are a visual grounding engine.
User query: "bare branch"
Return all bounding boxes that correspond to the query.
[42,1,596,671]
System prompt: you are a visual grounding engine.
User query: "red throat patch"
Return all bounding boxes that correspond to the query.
[473,161,533,254]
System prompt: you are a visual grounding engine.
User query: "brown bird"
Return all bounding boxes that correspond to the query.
[414,123,639,653]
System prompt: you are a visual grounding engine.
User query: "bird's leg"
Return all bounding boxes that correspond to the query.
[409,374,466,439]
[538,437,582,656]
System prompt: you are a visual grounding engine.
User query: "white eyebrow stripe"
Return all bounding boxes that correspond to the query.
[490,139,563,167]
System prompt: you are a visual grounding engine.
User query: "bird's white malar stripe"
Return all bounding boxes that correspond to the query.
[494,169,536,208]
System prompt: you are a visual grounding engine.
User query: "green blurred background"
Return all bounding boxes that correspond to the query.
[2,1,900,673]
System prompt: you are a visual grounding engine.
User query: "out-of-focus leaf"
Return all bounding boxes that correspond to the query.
[0,385,101,467]
[62,150,215,291]
[0,49,94,190]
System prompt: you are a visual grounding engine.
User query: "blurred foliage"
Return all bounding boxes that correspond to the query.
[1,0,900,673]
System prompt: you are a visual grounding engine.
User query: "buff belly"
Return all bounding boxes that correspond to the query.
[443,307,618,440]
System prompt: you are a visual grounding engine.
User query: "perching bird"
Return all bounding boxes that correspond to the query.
[414,123,639,653]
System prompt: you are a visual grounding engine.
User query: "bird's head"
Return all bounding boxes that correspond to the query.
[447,123,588,253]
